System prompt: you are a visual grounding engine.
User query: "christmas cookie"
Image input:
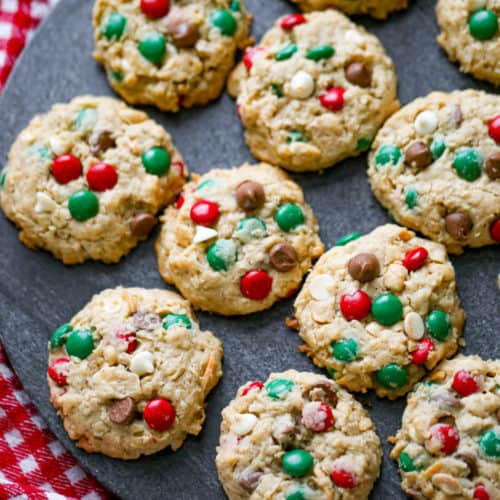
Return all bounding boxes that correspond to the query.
[436,0,499,85]
[227,10,399,172]
[391,355,500,498]
[293,224,465,399]
[0,96,186,264]
[216,370,381,499]
[47,287,222,459]
[155,163,323,315]
[93,0,252,111]
[368,90,500,254]
[289,0,409,19]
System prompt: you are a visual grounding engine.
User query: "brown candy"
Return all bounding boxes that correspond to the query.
[485,152,500,180]
[404,141,433,170]
[345,61,371,87]
[109,397,136,425]
[454,451,478,477]
[304,381,338,408]
[269,243,297,272]
[130,213,156,237]
[348,253,380,282]
[89,130,115,154]
[236,180,265,211]
[238,469,263,492]
[166,18,199,48]
[451,106,463,127]
[445,212,473,240]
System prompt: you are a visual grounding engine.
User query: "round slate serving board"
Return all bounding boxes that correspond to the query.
[0,0,498,498]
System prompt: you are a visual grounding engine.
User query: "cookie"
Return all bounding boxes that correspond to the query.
[368,90,500,254]
[47,287,222,459]
[0,96,186,264]
[227,10,399,172]
[289,0,409,19]
[293,224,465,399]
[155,163,323,315]
[436,0,499,86]
[391,355,500,499]
[216,370,381,499]
[93,0,252,111]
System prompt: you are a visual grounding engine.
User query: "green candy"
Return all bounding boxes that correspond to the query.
[66,329,94,359]
[103,12,127,40]
[282,450,314,478]
[336,232,362,246]
[197,179,217,191]
[399,451,417,473]
[478,428,500,458]
[235,217,267,243]
[206,239,238,271]
[276,43,298,61]
[74,108,98,132]
[163,313,192,331]
[287,130,306,143]
[328,368,336,379]
[430,137,446,160]
[230,0,241,11]
[286,485,314,500]
[371,293,403,326]
[26,143,52,160]
[142,147,171,176]
[469,9,498,40]
[332,338,358,362]
[68,190,99,221]
[50,324,73,350]
[0,172,6,189]
[110,69,124,82]
[375,144,402,167]
[139,33,166,64]
[453,147,483,181]
[376,364,408,389]
[275,203,305,232]
[271,84,284,97]
[426,310,451,341]
[356,138,372,151]
[306,44,335,61]
[265,378,294,400]
[210,9,237,36]
[405,186,419,209]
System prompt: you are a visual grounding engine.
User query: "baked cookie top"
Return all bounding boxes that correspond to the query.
[293,224,465,399]
[391,355,500,499]
[368,90,500,254]
[0,96,186,264]
[156,163,323,315]
[228,10,399,172]
[436,0,499,86]
[47,287,223,460]
[289,0,409,19]
[216,370,381,499]
[93,0,252,111]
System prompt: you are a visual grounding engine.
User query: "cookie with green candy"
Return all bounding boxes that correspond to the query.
[293,224,464,399]
[289,0,409,19]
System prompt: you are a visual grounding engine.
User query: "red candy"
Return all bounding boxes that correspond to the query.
[411,338,434,365]
[86,163,118,191]
[116,331,137,354]
[172,160,185,177]
[143,398,176,431]
[241,381,264,396]
[190,200,220,226]
[280,13,307,30]
[340,290,371,321]
[403,247,428,272]
[331,468,357,489]
[175,194,185,209]
[243,46,264,71]
[48,358,70,386]
[140,0,169,18]
[301,401,334,432]
[51,154,82,184]
[320,87,345,111]
[240,270,273,300]
[490,219,500,242]
[452,369,481,397]
[474,484,491,500]
[427,423,459,455]
[488,115,500,143]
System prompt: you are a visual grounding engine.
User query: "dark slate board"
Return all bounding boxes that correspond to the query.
[0,0,498,498]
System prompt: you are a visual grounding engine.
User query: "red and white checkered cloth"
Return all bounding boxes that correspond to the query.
[0,1,111,498]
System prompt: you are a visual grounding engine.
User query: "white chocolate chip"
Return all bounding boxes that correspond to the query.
[193,225,218,243]
[415,110,438,135]
[310,274,335,301]
[289,71,315,100]
[344,29,364,45]
[404,312,425,340]
[48,136,66,155]
[130,351,154,376]
[232,413,257,436]
[34,192,57,213]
